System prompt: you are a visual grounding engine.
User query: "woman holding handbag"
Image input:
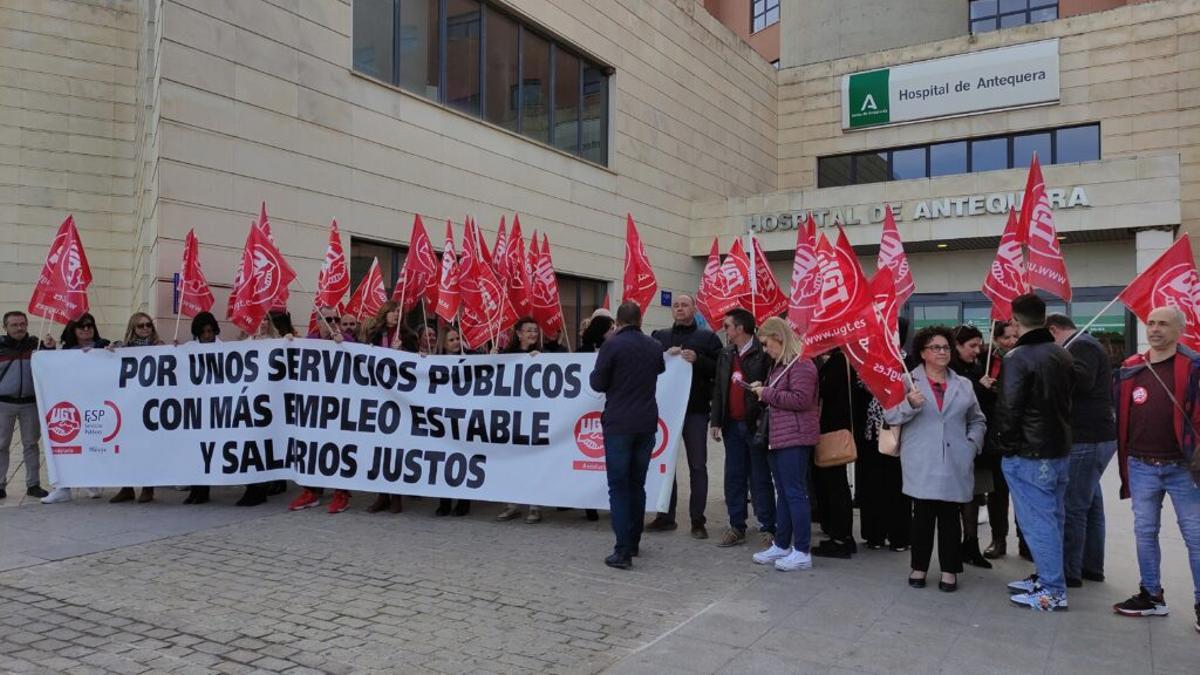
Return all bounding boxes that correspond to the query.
[885,326,986,592]
[747,318,820,572]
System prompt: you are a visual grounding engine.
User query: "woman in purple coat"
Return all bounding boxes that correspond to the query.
[748,317,821,572]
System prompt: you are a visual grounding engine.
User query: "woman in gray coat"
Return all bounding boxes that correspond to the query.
[885,326,986,592]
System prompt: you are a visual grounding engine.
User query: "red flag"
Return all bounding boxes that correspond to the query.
[1118,234,1200,349]
[695,238,730,326]
[344,257,387,321]
[228,222,293,333]
[1020,154,1072,301]
[868,267,900,337]
[315,219,350,308]
[531,234,564,335]
[460,218,517,349]
[802,227,873,358]
[722,238,753,307]
[505,215,532,316]
[749,236,788,323]
[28,215,93,323]
[394,214,439,312]
[435,220,462,323]
[877,206,915,304]
[478,218,496,273]
[254,202,296,309]
[601,292,610,310]
[844,302,908,409]
[787,213,822,336]
[982,208,1029,322]
[492,216,509,278]
[178,229,215,317]
[622,214,658,312]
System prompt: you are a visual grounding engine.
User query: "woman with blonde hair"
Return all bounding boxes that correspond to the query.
[747,317,821,571]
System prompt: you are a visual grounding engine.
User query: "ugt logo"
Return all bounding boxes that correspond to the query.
[46,402,81,444]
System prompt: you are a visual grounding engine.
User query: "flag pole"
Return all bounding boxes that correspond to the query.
[748,234,758,322]
[1064,296,1121,347]
[173,266,188,344]
[35,315,47,351]
[393,270,409,347]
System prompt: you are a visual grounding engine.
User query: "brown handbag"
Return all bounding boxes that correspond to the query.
[815,357,858,468]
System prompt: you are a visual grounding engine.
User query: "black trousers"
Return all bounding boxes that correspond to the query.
[986,454,1010,540]
[857,445,911,547]
[813,463,853,542]
[911,498,964,574]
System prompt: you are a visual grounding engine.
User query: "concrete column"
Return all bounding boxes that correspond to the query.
[1133,228,1175,350]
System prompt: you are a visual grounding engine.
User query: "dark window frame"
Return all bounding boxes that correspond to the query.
[752,0,781,33]
[817,123,1100,188]
[353,0,609,166]
[969,0,1058,34]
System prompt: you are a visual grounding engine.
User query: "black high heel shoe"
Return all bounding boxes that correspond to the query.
[938,574,958,593]
[908,572,927,589]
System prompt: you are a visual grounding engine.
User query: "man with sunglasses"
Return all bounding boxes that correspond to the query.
[0,311,53,500]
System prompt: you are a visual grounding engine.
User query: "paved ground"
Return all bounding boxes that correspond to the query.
[1,442,1197,675]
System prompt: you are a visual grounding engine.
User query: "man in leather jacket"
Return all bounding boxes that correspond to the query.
[709,308,775,547]
[0,311,53,500]
[993,294,1075,611]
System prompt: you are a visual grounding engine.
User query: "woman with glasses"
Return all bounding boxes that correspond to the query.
[364,301,415,514]
[885,326,986,593]
[40,314,108,504]
[496,318,546,524]
[435,325,474,517]
[109,313,164,504]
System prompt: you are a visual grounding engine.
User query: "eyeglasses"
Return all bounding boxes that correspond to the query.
[325,316,339,323]
[924,344,951,353]
[77,323,95,330]
[136,322,153,329]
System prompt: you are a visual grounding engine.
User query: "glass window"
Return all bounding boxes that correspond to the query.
[970,0,997,19]
[818,156,852,188]
[553,47,580,154]
[929,141,967,176]
[397,0,439,99]
[520,29,550,143]
[1030,6,1057,21]
[353,0,394,83]
[1055,125,1100,164]
[962,305,992,330]
[854,152,888,184]
[911,304,959,332]
[444,0,481,115]
[581,62,607,165]
[350,240,401,296]
[971,137,1008,172]
[972,18,996,33]
[483,8,519,132]
[1013,131,1051,168]
[999,0,1027,12]
[753,0,780,33]
[890,147,926,181]
[1071,300,1128,366]
[999,12,1028,28]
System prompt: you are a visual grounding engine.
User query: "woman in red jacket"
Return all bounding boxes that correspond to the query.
[748,317,820,572]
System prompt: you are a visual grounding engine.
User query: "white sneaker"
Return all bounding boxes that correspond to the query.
[774,549,813,571]
[41,487,72,504]
[753,544,792,565]
[82,488,102,499]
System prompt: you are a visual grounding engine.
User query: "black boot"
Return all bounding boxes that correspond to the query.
[184,485,209,505]
[235,484,267,507]
[962,537,992,569]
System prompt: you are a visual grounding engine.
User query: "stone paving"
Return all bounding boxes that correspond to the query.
[1,443,1198,675]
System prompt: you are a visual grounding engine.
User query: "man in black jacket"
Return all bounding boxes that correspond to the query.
[647,295,722,538]
[590,302,666,569]
[0,311,52,500]
[709,308,775,547]
[994,294,1075,611]
[1047,313,1117,587]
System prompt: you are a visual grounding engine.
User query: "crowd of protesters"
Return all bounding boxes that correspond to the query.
[1,292,1198,629]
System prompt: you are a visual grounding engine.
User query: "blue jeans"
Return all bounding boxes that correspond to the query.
[605,432,655,557]
[723,421,776,533]
[767,446,813,553]
[1064,441,1117,579]
[1128,458,1200,604]
[1003,456,1070,595]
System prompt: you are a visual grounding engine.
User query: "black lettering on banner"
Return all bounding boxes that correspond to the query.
[190,350,258,385]
[142,398,201,431]
[467,455,486,488]
[562,364,582,398]
[200,441,216,473]
[366,446,487,487]
[427,364,450,393]
[403,449,423,484]
[118,355,178,388]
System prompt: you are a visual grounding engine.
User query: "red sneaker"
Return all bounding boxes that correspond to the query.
[327,490,351,514]
[287,489,320,511]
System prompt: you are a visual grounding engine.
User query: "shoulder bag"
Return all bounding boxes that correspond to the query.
[816,357,858,468]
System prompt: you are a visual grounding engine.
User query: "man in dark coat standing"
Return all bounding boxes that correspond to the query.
[590,301,666,569]
[648,294,722,539]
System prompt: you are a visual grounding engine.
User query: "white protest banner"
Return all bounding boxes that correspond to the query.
[32,340,691,511]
